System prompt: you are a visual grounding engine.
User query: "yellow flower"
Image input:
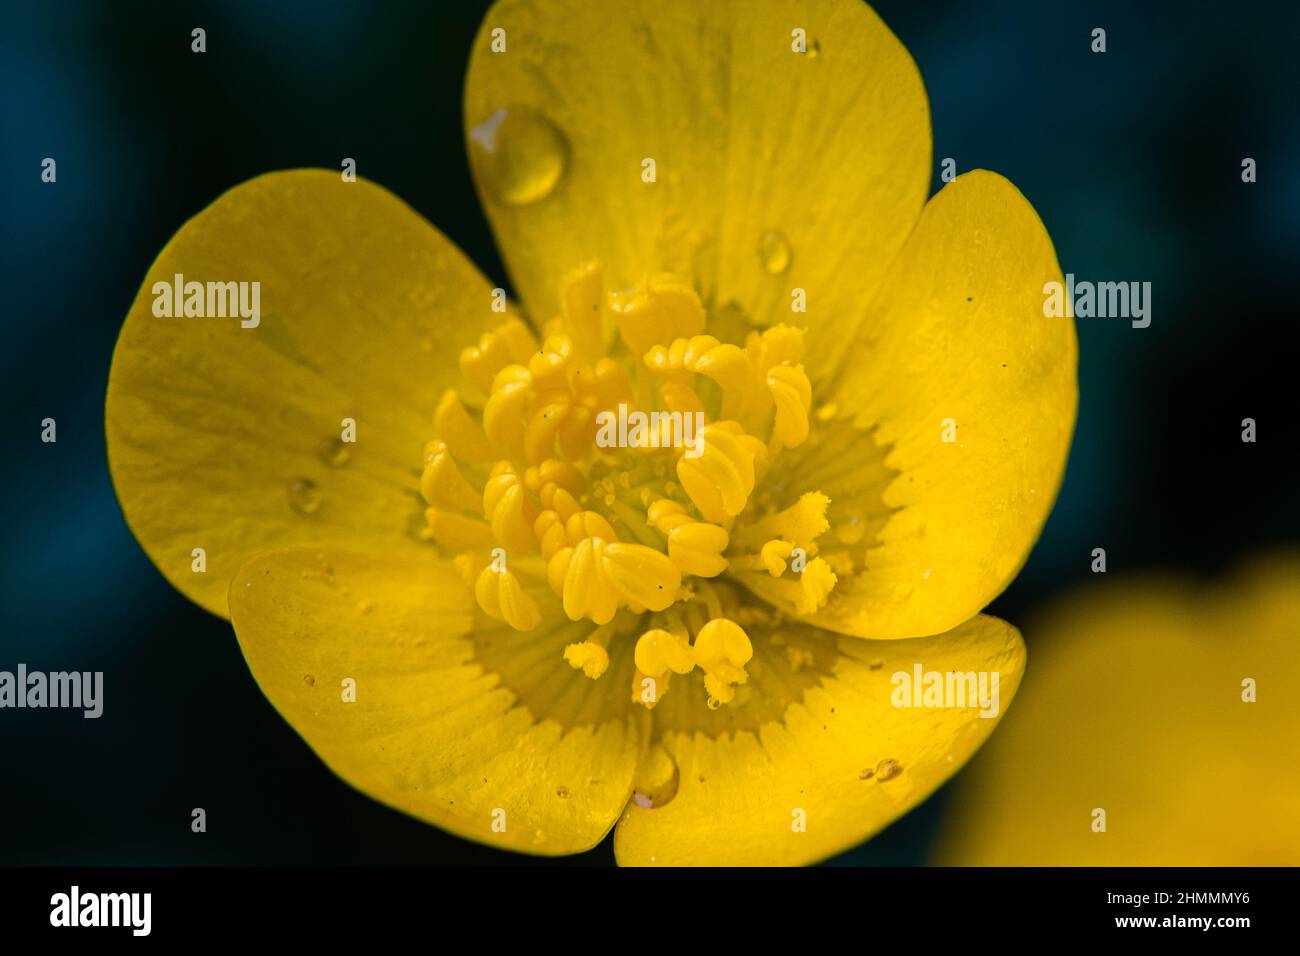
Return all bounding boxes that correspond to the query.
[105,0,1075,865]
[936,554,1300,866]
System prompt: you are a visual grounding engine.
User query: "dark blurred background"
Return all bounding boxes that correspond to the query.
[2,0,1297,865]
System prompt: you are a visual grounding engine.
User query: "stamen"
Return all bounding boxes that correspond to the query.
[631,627,695,709]
[676,422,765,523]
[760,539,796,576]
[634,628,696,677]
[563,641,610,679]
[560,260,607,363]
[523,458,585,498]
[731,491,831,551]
[611,273,706,357]
[527,333,573,392]
[420,441,484,514]
[423,264,838,708]
[459,318,538,395]
[767,363,813,450]
[559,538,681,625]
[424,508,494,549]
[728,493,839,613]
[483,365,533,457]
[795,559,838,614]
[482,461,537,554]
[563,621,615,680]
[732,554,837,614]
[691,618,754,707]
[645,334,753,421]
[647,499,729,577]
[475,562,541,631]
[434,390,493,462]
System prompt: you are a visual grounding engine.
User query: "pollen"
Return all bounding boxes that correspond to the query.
[417,260,838,709]
[563,640,610,679]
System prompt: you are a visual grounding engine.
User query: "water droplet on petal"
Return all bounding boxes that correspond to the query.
[875,758,903,781]
[556,786,570,799]
[303,674,316,687]
[631,745,680,808]
[289,478,320,515]
[469,106,568,205]
[317,437,351,467]
[759,230,792,274]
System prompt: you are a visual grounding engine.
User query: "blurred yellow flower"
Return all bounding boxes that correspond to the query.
[936,554,1300,866]
[105,0,1075,864]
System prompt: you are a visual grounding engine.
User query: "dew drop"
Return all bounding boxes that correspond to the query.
[556,786,570,799]
[289,478,320,515]
[707,696,722,710]
[874,758,903,781]
[303,674,316,687]
[759,230,792,274]
[317,436,351,467]
[631,746,680,808]
[469,106,568,205]
[858,767,874,780]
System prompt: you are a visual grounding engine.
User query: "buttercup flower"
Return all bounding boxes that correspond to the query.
[106,0,1075,865]
[937,554,1300,866]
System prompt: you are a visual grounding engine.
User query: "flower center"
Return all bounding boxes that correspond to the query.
[417,262,838,709]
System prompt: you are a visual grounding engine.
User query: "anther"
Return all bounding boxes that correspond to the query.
[692,618,753,706]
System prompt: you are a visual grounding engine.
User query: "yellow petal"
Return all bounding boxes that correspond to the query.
[229,546,648,856]
[756,170,1076,638]
[106,170,509,618]
[463,0,930,384]
[614,613,1024,865]
[937,554,1300,866]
